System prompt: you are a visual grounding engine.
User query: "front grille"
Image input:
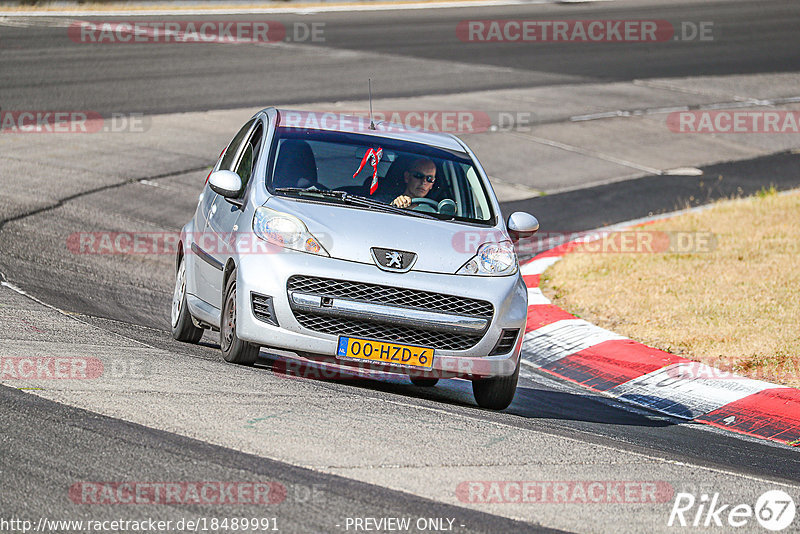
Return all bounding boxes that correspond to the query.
[287,275,494,317]
[287,276,494,351]
[293,312,482,351]
[489,329,519,355]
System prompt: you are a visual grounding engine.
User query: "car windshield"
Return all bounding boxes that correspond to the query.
[266,126,496,224]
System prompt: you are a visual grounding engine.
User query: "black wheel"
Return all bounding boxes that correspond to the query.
[471,358,520,410]
[409,376,439,387]
[221,268,260,366]
[171,256,203,343]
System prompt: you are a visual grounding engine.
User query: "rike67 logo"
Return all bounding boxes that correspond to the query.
[668,490,796,531]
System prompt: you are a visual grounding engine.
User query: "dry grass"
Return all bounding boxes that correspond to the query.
[541,189,800,388]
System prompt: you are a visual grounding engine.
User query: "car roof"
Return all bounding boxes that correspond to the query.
[269,108,467,152]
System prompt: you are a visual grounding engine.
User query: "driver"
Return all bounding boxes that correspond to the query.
[390,158,436,208]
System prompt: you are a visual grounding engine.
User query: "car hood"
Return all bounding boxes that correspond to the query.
[264,196,507,274]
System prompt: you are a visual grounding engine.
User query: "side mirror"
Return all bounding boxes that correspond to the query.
[507,211,539,241]
[208,170,242,198]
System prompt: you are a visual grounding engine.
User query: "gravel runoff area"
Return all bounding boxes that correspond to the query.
[542,188,800,389]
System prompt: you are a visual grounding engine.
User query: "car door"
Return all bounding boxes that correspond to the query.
[204,120,265,305]
[193,118,256,307]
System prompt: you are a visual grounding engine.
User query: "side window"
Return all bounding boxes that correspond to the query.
[464,166,488,220]
[220,119,256,171]
[233,124,263,195]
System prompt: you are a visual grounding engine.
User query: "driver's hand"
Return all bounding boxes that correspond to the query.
[391,195,412,208]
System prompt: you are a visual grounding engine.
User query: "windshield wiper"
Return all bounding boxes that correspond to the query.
[272,187,330,197]
[329,191,441,220]
[273,188,438,220]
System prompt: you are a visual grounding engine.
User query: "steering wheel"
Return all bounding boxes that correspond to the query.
[410,197,440,212]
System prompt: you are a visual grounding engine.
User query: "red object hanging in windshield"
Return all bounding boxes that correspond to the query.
[353,147,383,194]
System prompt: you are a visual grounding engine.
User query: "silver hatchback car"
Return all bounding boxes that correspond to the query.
[172,108,539,409]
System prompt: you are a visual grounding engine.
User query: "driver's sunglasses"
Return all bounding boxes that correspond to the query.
[410,171,436,183]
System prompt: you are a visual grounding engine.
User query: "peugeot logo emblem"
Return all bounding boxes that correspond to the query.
[371,247,417,273]
[385,251,403,269]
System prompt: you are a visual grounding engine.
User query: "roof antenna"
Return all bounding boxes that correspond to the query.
[368,78,376,130]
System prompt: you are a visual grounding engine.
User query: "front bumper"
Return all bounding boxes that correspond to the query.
[234,250,528,378]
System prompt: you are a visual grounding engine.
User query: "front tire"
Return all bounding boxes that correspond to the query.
[220,268,260,366]
[472,358,520,410]
[171,256,204,343]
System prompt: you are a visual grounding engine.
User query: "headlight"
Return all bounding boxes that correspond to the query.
[252,207,329,256]
[457,241,517,276]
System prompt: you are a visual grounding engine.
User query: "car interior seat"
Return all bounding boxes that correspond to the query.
[373,154,415,201]
[271,140,318,189]
[425,161,448,203]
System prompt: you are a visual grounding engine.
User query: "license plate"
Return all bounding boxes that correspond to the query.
[336,336,434,369]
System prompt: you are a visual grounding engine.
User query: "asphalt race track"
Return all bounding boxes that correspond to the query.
[1,0,799,115]
[1,0,800,532]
